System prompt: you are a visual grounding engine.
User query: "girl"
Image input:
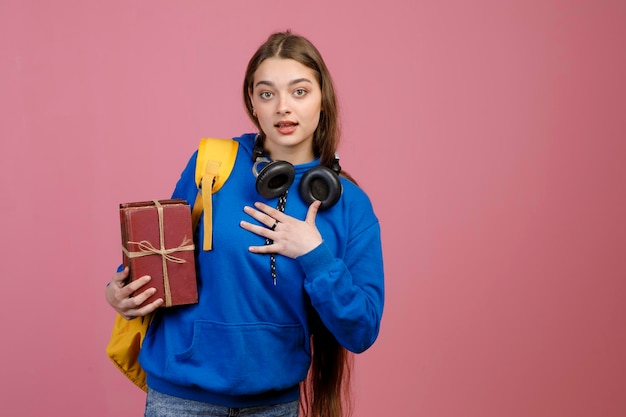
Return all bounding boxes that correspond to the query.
[106,31,384,417]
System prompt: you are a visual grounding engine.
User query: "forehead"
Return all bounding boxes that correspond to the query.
[253,58,319,87]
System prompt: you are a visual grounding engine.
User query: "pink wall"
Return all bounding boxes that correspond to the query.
[1,1,624,416]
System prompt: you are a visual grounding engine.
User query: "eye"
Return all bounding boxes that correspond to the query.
[293,88,307,97]
[259,91,273,99]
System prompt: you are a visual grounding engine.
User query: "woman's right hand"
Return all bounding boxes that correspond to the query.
[105,266,164,320]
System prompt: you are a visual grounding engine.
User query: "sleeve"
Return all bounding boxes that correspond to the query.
[170,150,199,203]
[298,199,385,354]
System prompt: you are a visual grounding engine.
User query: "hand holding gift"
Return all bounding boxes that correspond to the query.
[105,267,163,320]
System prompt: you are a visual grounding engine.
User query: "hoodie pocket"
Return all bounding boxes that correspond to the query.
[166,320,310,395]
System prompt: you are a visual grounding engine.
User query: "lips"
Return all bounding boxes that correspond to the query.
[275,120,298,135]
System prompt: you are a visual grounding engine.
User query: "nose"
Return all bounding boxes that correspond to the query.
[276,95,291,115]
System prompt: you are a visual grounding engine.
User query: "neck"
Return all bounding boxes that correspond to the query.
[256,137,315,165]
[267,148,315,165]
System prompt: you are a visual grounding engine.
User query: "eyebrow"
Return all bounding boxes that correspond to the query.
[254,78,313,88]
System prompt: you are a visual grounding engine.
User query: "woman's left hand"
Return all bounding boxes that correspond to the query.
[240,200,323,259]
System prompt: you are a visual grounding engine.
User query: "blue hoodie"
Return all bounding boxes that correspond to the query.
[140,133,384,407]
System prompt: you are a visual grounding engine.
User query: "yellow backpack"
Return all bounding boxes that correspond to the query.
[106,138,239,391]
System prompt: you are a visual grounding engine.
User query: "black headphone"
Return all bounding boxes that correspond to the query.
[252,143,343,209]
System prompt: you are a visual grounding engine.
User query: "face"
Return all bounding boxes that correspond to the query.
[249,58,322,164]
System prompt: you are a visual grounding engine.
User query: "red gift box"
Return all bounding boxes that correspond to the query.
[120,199,198,307]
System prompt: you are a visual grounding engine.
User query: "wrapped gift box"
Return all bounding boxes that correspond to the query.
[120,199,198,308]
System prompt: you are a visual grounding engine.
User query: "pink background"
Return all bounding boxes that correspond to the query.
[1,1,625,416]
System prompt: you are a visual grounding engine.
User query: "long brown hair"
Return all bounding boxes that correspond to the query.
[243,31,354,417]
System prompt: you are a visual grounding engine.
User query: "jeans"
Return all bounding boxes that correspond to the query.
[144,388,300,417]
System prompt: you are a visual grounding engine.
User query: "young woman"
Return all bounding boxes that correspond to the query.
[105,31,384,417]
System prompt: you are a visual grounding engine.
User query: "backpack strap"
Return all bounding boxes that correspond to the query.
[191,138,239,251]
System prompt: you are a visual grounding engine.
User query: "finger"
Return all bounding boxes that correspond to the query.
[133,298,164,317]
[127,286,159,308]
[119,274,153,298]
[243,205,271,227]
[247,242,278,254]
[253,202,288,223]
[123,297,163,320]
[111,267,130,286]
[244,204,283,228]
[240,219,274,239]
[304,200,322,225]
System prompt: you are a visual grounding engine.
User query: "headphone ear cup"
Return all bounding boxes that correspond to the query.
[255,161,295,199]
[299,166,343,209]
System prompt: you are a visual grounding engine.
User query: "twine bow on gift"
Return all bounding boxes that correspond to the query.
[122,200,195,307]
